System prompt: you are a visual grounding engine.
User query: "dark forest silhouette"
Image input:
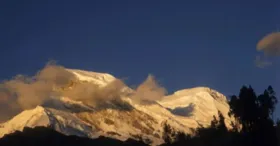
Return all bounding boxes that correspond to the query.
[1,85,280,146]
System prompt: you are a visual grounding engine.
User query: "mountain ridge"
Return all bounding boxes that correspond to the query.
[0,68,234,145]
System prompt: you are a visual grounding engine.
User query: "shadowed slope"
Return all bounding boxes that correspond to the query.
[0,126,148,146]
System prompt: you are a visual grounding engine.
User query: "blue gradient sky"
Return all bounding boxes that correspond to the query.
[1,1,280,103]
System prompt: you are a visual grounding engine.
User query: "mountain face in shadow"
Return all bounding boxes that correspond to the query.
[0,127,148,146]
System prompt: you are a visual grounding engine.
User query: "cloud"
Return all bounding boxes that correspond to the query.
[0,62,78,122]
[0,87,21,122]
[131,75,167,103]
[254,56,272,68]
[62,79,127,106]
[255,32,280,68]
[256,32,280,56]
[0,62,167,122]
[2,63,75,110]
[0,62,127,122]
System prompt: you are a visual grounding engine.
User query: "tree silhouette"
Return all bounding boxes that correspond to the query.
[229,86,260,133]
[258,86,278,120]
[229,85,278,146]
[162,122,177,144]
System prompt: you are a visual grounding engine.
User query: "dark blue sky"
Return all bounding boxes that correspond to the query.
[1,0,280,98]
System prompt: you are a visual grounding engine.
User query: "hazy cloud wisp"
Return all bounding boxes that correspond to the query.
[255,56,272,68]
[131,75,167,103]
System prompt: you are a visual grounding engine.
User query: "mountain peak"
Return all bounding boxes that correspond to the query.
[173,87,227,102]
[159,86,231,127]
[0,106,50,137]
[66,69,116,86]
[174,87,211,94]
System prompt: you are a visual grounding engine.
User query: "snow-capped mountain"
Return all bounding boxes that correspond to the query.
[0,69,233,145]
[159,87,232,127]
